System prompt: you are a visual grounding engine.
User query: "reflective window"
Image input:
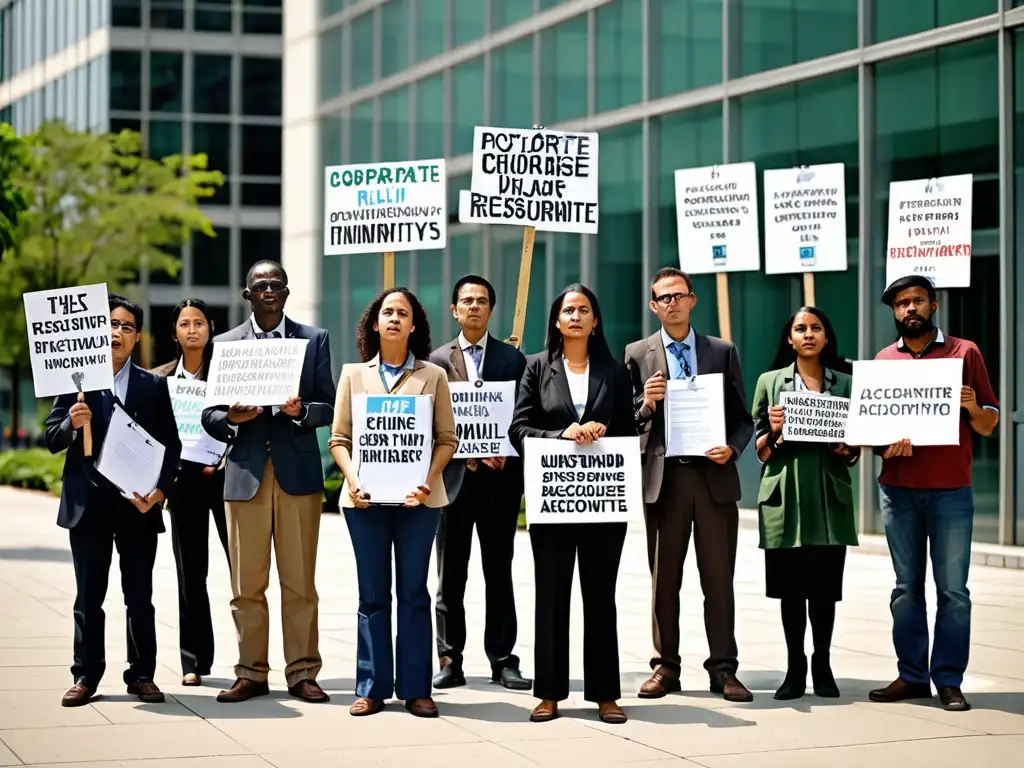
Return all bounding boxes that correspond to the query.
[595,0,642,113]
[651,0,721,97]
[452,57,484,156]
[151,0,185,29]
[321,113,343,167]
[243,0,282,35]
[322,0,345,17]
[1014,30,1024,543]
[242,124,282,176]
[320,25,344,102]
[193,122,232,202]
[110,50,142,111]
[379,87,410,162]
[242,57,281,116]
[241,229,282,277]
[112,0,141,27]
[110,117,142,134]
[351,12,375,90]
[492,0,533,30]
[148,119,182,159]
[452,0,485,47]
[194,54,232,114]
[415,0,445,62]
[150,51,184,113]
[195,0,232,32]
[350,100,374,163]
[734,0,856,78]
[381,0,409,78]
[415,74,445,158]
[873,0,996,44]
[192,227,232,286]
[242,183,281,206]
[491,39,533,129]
[540,17,588,124]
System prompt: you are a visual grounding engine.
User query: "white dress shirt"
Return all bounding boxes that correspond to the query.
[563,357,589,421]
[174,358,198,380]
[661,325,698,379]
[459,331,488,383]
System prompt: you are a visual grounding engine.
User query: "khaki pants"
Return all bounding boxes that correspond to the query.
[226,459,322,686]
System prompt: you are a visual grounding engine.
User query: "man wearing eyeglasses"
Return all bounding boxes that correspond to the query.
[202,260,337,704]
[625,267,755,703]
[46,294,182,707]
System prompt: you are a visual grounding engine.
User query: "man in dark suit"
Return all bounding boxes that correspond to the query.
[201,260,336,704]
[428,274,530,691]
[625,267,755,702]
[46,294,182,707]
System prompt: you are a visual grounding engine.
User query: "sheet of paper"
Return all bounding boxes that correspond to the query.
[665,373,727,457]
[168,379,227,465]
[351,393,433,505]
[95,404,166,498]
[779,391,850,444]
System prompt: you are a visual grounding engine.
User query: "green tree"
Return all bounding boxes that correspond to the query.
[0,121,224,442]
[0,123,28,257]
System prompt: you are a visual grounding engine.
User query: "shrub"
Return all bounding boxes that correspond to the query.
[0,449,64,495]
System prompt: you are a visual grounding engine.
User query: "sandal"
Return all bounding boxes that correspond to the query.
[181,674,202,687]
[598,701,627,724]
[530,700,559,722]
[349,697,386,716]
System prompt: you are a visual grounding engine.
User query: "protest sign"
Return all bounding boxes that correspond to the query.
[24,283,114,398]
[204,338,308,407]
[886,174,973,289]
[449,380,517,459]
[523,436,642,527]
[764,163,848,275]
[352,394,433,504]
[675,162,760,274]
[779,391,849,444]
[463,126,599,234]
[323,160,447,256]
[844,358,963,447]
[168,379,227,465]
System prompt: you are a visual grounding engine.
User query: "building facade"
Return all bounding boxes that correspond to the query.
[300,0,1019,546]
[0,0,284,378]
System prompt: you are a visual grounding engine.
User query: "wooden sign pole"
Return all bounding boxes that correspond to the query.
[715,272,732,344]
[507,226,536,350]
[78,391,93,457]
[382,251,395,290]
[802,272,816,306]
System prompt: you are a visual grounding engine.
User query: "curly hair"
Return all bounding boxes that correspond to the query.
[355,287,433,362]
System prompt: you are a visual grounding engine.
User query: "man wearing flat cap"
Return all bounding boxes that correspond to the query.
[868,274,998,713]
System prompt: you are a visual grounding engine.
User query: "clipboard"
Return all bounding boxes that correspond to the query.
[94,404,166,498]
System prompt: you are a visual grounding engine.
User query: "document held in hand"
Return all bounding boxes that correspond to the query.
[664,373,727,457]
[95,404,166,498]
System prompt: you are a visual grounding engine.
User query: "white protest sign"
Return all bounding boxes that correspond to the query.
[675,162,760,273]
[352,394,433,504]
[323,160,447,256]
[844,358,963,447]
[464,126,599,234]
[24,283,114,398]
[204,338,308,407]
[449,380,517,459]
[523,436,642,527]
[886,174,973,289]
[168,379,227,465]
[779,391,849,444]
[764,163,848,274]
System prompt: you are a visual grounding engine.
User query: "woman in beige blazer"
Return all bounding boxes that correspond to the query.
[329,287,458,720]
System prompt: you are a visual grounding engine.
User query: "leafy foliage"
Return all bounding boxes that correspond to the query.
[0,123,29,254]
[0,448,64,495]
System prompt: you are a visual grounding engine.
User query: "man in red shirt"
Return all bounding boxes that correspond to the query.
[868,275,999,712]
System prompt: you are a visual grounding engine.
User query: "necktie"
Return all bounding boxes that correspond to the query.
[466,344,483,374]
[667,341,692,378]
[256,330,281,339]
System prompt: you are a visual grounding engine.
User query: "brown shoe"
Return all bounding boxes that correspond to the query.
[598,700,627,724]
[530,699,559,722]
[289,680,329,703]
[217,678,270,703]
[711,673,753,703]
[868,678,932,703]
[638,667,682,699]
[349,697,386,716]
[61,680,96,707]
[181,673,201,687]
[127,681,165,703]
[405,696,439,718]
[937,686,970,711]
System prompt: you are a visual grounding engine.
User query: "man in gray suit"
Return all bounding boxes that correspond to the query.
[428,275,530,691]
[625,267,754,703]
[201,260,336,704]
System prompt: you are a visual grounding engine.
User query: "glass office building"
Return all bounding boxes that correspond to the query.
[0,0,284,373]
[291,0,1022,546]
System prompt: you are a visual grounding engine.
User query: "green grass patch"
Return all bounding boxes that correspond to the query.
[0,449,64,495]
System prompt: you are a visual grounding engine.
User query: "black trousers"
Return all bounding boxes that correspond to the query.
[434,467,521,672]
[530,521,627,703]
[69,497,159,687]
[168,464,229,676]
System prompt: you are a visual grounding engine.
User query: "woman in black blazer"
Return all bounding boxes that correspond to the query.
[509,283,635,725]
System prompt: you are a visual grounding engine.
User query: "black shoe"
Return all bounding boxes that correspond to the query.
[774,656,807,701]
[938,686,970,712]
[432,662,466,690]
[811,653,840,698]
[492,665,532,691]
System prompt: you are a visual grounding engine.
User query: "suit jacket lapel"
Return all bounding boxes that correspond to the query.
[646,331,670,380]
[548,357,578,420]
[284,317,300,339]
[478,333,496,380]
[122,363,141,419]
[583,356,607,421]
[448,339,469,382]
[240,319,255,341]
[694,332,713,374]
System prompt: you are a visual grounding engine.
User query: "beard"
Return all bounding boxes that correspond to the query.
[895,313,934,339]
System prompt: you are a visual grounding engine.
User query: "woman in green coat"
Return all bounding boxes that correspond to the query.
[751,306,860,701]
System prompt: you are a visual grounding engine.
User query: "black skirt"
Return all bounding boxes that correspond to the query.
[765,545,847,602]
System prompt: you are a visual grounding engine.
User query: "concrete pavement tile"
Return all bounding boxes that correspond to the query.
[0,721,247,763]
[0,620,64,640]
[0,650,70,668]
[262,742,538,767]
[87,695,200,724]
[19,758,267,768]
[0,738,19,766]
[973,630,1024,650]
[0,639,66,651]
[0,668,70,692]
[0,690,107,729]
[872,693,1024,735]
[499,734,678,764]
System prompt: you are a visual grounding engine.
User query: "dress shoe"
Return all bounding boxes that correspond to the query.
[217,678,270,703]
[61,679,96,707]
[350,697,386,716]
[493,665,532,691]
[938,686,970,712]
[181,673,202,687]
[289,680,329,703]
[530,700,559,722]
[405,696,439,718]
[811,653,840,698]
[638,667,682,699]
[127,680,165,703]
[598,700,627,724]
[432,660,466,689]
[710,673,754,703]
[774,656,807,701]
[868,677,931,703]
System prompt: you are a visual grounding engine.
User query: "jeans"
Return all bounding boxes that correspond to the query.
[879,484,973,688]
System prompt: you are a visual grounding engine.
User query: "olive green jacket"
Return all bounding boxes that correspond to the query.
[751,365,859,550]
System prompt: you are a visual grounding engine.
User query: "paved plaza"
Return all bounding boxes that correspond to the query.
[0,486,1022,766]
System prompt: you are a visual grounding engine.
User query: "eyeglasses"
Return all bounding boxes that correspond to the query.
[110,320,137,335]
[654,292,692,306]
[251,279,287,294]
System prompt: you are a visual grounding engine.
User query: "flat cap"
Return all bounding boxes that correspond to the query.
[881,274,936,307]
